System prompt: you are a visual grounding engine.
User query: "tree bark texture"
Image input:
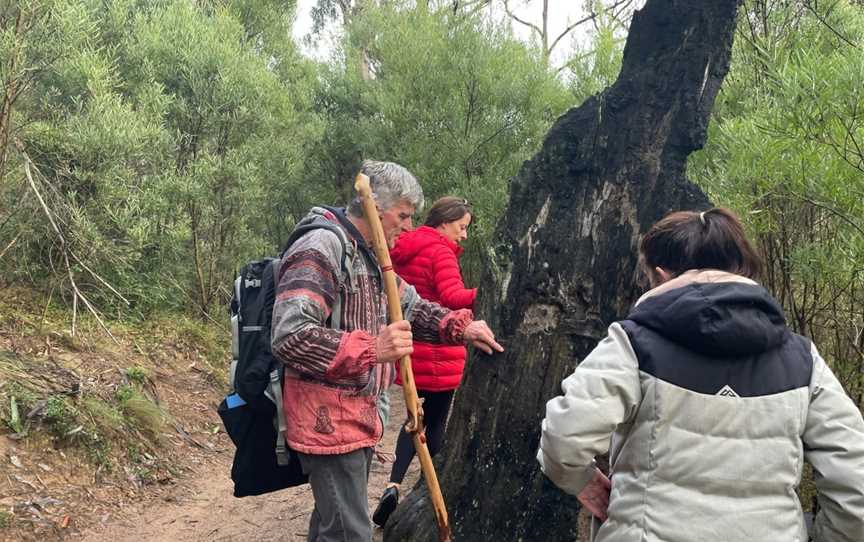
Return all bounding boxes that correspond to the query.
[384,0,740,540]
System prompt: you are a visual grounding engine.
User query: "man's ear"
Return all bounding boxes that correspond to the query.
[654,267,674,285]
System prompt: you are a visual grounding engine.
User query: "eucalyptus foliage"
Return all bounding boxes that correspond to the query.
[1,0,572,315]
[1,0,321,316]
[564,4,626,104]
[311,4,573,280]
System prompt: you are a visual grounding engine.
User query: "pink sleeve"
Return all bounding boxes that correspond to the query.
[438,308,474,345]
[325,330,378,381]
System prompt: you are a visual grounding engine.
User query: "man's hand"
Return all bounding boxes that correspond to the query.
[577,469,611,521]
[376,320,413,364]
[462,320,504,354]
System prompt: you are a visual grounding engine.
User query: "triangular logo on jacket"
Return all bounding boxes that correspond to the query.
[716,384,739,397]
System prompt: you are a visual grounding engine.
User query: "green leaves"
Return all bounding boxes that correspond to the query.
[564,6,625,105]
[311,5,573,281]
[1,0,321,316]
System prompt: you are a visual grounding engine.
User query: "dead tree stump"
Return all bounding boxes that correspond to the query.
[385,0,741,540]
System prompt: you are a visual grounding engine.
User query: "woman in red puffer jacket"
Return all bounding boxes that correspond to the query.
[373,197,476,527]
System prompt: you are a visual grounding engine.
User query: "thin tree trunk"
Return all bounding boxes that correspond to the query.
[0,9,24,178]
[189,202,209,316]
[384,0,740,540]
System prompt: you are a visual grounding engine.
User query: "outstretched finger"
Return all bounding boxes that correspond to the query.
[472,340,493,354]
[476,331,504,353]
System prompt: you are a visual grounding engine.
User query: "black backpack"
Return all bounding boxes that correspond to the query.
[217,219,351,497]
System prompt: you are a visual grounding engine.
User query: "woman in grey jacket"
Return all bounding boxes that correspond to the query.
[537,208,864,542]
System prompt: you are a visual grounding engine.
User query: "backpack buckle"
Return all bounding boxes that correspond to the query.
[244,278,261,288]
[275,443,290,466]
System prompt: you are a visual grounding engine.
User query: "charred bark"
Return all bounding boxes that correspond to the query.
[385,0,740,540]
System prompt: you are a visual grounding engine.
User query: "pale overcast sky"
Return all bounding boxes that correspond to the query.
[291,1,596,67]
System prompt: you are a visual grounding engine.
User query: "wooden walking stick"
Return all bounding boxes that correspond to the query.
[355,173,451,542]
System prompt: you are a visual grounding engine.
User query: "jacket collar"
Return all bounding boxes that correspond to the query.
[635,269,757,307]
[416,225,463,256]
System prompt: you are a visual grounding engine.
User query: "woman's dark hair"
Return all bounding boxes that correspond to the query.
[424,196,472,228]
[640,207,762,279]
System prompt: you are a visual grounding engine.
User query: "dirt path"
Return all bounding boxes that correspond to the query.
[75,389,420,542]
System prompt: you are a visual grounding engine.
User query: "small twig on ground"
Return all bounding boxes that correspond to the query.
[172,422,209,450]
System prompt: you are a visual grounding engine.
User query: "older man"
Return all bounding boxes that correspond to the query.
[271,160,502,541]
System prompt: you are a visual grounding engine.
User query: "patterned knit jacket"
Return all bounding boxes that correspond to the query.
[271,208,472,455]
[390,225,477,391]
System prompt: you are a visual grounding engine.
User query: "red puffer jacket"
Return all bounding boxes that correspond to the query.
[391,226,477,391]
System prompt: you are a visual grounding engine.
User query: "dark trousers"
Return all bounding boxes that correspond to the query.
[298,447,373,542]
[388,389,455,484]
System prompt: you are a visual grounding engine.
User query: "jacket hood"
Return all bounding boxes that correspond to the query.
[627,270,788,356]
[296,206,351,236]
[301,206,375,246]
[390,225,462,265]
[289,206,378,266]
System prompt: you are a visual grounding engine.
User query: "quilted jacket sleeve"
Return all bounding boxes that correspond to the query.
[803,345,864,542]
[537,323,642,495]
[398,274,472,345]
[430,244,476,310]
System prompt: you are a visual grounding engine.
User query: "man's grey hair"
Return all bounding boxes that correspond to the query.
[347,160,425,217]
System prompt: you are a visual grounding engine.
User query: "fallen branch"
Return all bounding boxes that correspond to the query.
[17,142,121,343]
[61,231,119,344]
[71,290,77,337]
[69,250,130,307]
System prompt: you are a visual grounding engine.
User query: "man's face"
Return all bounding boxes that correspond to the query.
[380,200,415,249]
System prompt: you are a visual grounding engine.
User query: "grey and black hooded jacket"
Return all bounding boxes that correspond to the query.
[538,270,864,542]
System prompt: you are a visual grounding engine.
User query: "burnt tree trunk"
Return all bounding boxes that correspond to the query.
[385,0,741,540]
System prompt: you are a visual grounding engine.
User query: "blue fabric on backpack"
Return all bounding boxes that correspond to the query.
[225,393,247,409]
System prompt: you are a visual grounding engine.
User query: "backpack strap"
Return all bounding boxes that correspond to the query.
[228,274,243,393]
[269,369,290,466]
[280,222,351,274]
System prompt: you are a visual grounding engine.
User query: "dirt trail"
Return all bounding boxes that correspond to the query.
[76,389,420,542]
